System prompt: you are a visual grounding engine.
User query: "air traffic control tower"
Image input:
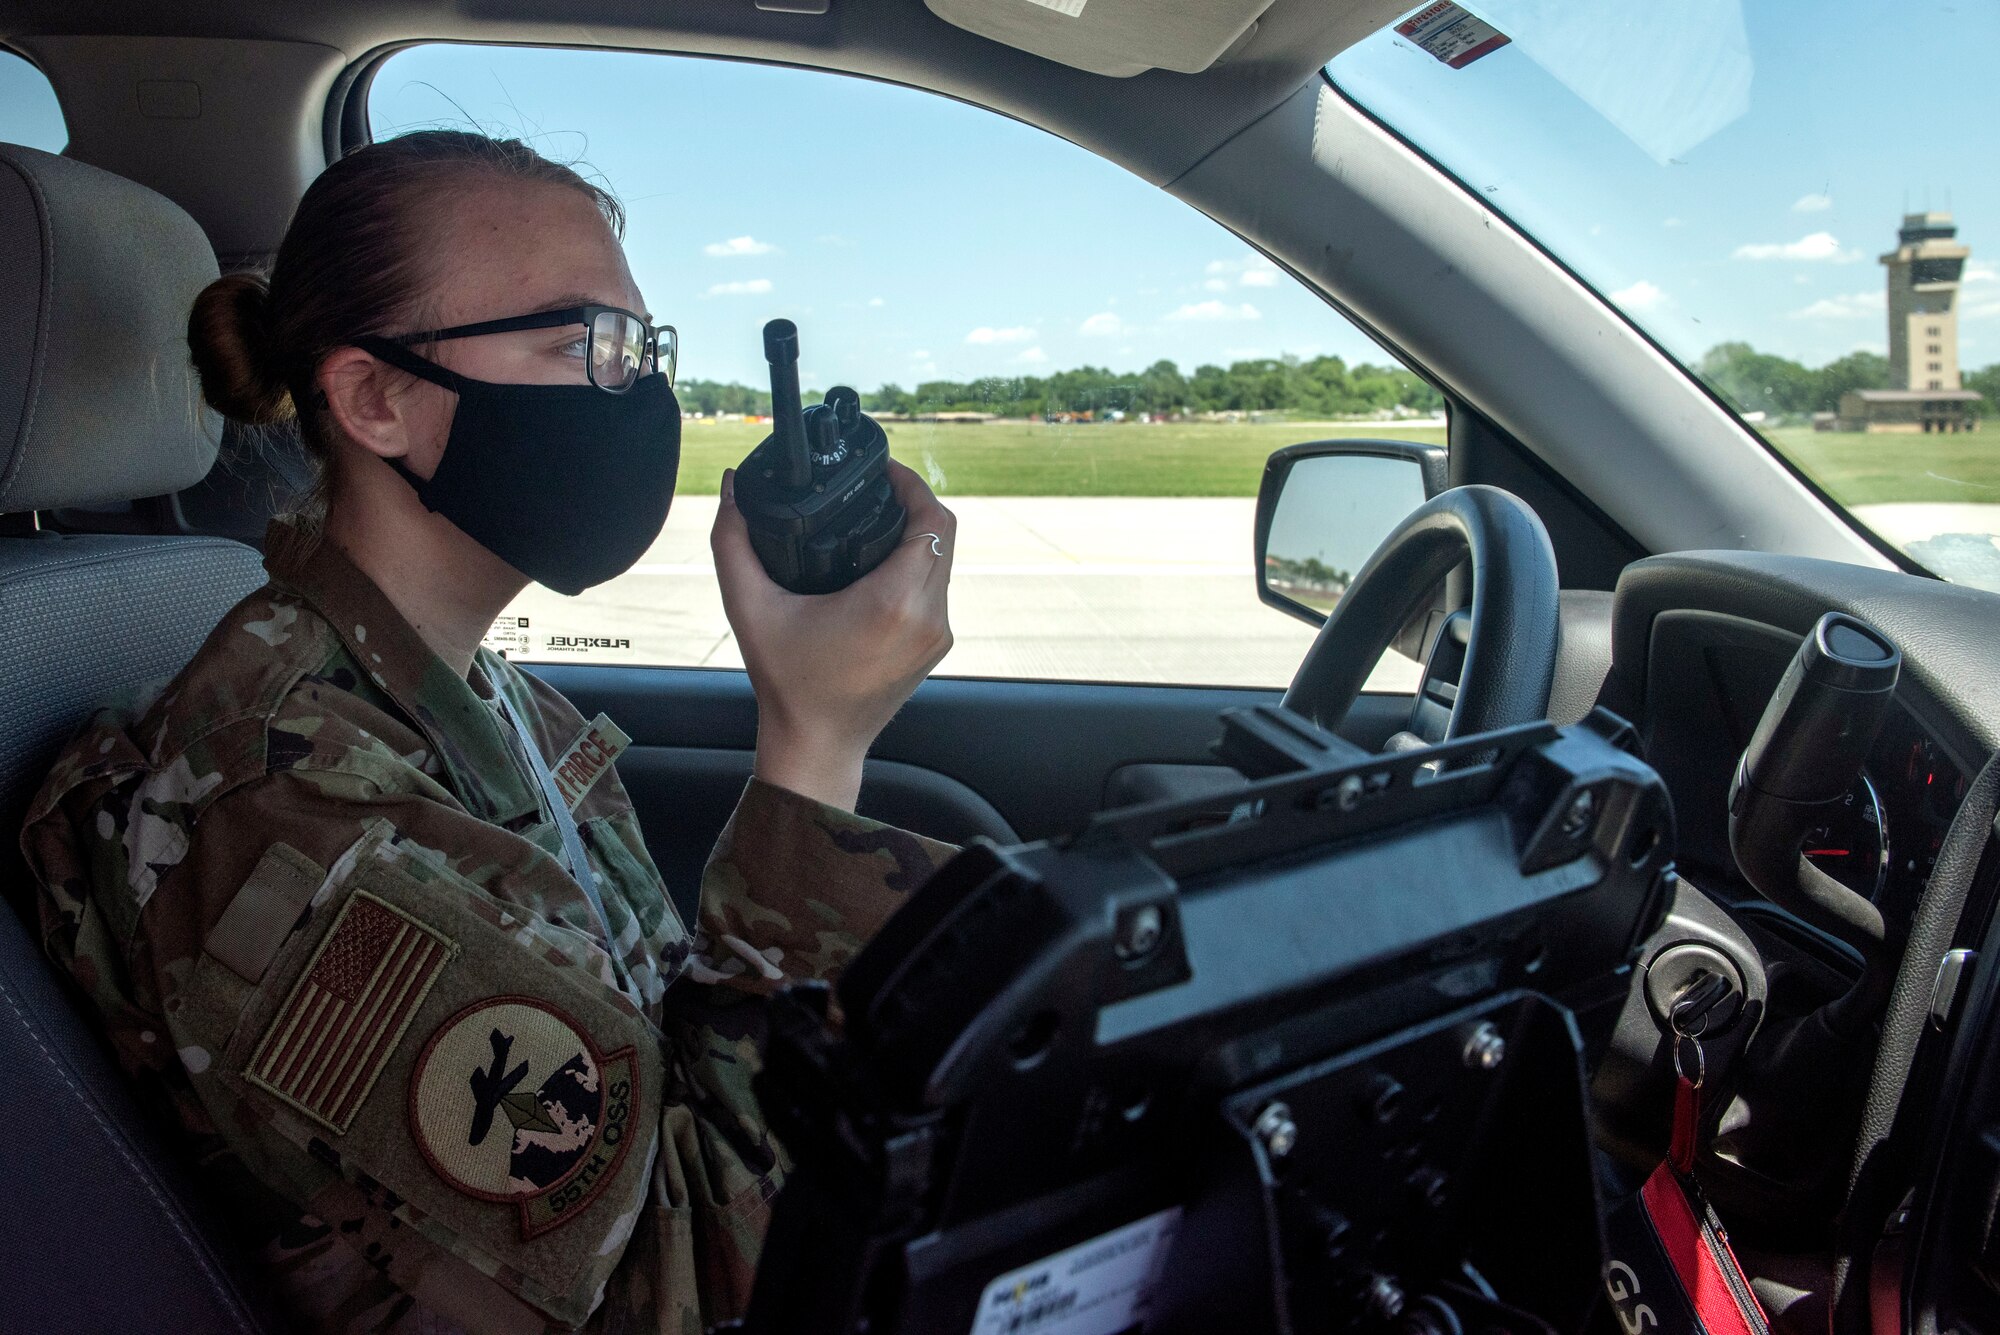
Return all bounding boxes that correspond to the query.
[1886,212,1969,391]
[1838,213,1981,431]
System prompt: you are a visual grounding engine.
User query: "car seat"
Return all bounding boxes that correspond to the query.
[0,141,274,1331]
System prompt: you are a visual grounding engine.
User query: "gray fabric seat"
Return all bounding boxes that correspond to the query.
[0,142,274,1332]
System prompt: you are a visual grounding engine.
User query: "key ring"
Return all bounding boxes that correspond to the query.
[1666,968,1730,1081]
[1673,1031,1706,1089]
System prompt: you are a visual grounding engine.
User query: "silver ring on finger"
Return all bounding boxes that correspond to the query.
[905,531,945,557]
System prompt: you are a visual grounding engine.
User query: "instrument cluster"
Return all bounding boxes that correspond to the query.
[1804,708,1971,923]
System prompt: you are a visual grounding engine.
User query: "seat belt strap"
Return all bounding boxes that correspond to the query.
[492,685,616,946]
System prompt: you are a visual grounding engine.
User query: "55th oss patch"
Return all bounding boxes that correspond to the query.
[409,996,641,1239]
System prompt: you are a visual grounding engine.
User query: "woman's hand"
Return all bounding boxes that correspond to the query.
[710,457,956,810]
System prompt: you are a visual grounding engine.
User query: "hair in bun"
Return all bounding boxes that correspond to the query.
[180,131,624,532]
[188,270,294,425]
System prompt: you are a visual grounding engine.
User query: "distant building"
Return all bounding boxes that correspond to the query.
[1886,212,1968,389]
[1836,212,1981,432]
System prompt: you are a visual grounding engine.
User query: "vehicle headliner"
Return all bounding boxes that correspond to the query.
[0,0,1405,207]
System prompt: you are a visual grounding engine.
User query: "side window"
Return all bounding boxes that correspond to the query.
[369,47,1442,690]
[0,50,66,153]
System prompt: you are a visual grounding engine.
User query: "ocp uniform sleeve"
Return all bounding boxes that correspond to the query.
[23,730,519,1334]
[26,708,208,1118]
[604,777,959,1325]
[690,776,959,995]
[93,761,666,1334]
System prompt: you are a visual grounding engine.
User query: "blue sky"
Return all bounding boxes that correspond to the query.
[0,54,61,157]
[363,45,1383,390]
[1331,0,2000,371]
[4,2,1991,387]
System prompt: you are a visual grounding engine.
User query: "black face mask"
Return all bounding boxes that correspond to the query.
[353,335,682,596]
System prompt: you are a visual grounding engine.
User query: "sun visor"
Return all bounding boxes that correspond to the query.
[923,0,1276,77]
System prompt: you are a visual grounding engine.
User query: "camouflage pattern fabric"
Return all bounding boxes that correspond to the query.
[21,518,955,1333]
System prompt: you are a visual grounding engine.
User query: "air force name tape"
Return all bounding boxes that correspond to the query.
[410,996,641,1239]
[245,890,458,1135]
[552,713,631,813]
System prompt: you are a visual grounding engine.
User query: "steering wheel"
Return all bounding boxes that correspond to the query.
[1281,485,1560,744]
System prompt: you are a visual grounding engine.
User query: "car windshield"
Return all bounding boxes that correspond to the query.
[1329,0,2000,592]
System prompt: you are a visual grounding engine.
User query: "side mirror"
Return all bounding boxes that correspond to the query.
[1255,439,1447,627]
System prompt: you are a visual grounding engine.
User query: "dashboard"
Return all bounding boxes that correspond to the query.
[1624,612,1974,952]
[1597,550,1997,959]
[1808,709,1969,929]
[1581,548,2000,1298]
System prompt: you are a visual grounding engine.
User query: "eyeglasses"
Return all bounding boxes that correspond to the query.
[382,304,678,392]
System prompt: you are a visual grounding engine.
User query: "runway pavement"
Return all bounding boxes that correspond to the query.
[485,496,1425,692]
[1851,502,2000,593]
[484,499,2000,691]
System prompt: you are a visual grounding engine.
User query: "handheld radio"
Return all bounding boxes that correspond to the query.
[733,319,906,594]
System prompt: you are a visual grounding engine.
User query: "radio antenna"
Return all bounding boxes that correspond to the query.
[763,319,812,490]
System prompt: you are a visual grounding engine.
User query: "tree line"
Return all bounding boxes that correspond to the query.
[675,354,1445,420]
[1697,342,2000,418]
[678,344,2000,424]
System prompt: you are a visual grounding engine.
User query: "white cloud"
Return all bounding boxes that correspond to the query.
[911,349,931,359]
[1789,290,1884,320]
[1165,300,1261,322]
[1962,267,2000,318]
[1733,231,1858,262]
[867,296,885,307]
[1206,252,1284,289]
[1662,217,1685,229]
[704,278,773,296]
[704,235,777,257]
[1792,193,1834,213]
[1079,312,1124,337]
[965,325,1036,344]
[1963,291,2000,322]
[1015,346,1049,364]
[1611,280,1666,312]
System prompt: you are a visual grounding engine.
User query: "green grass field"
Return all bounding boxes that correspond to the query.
[1765,423,2000,507]
[678,418,1447,497]
[678,417,1998,505]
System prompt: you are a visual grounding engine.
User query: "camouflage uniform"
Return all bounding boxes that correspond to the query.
[21,518,954,1334]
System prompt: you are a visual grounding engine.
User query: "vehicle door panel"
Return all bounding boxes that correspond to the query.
[529,664,1416,919]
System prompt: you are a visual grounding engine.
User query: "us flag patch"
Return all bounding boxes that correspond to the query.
[245,890,457,1134]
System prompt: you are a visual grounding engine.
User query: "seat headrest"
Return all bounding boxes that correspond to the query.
[0,143,222,514]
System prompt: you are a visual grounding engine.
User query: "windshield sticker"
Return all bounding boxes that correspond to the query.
[482,616,532,658]
[1022,0,1087,15]
[1396,2,1510,69]
[545,635,633,653]
[968,1207,1181,1335]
